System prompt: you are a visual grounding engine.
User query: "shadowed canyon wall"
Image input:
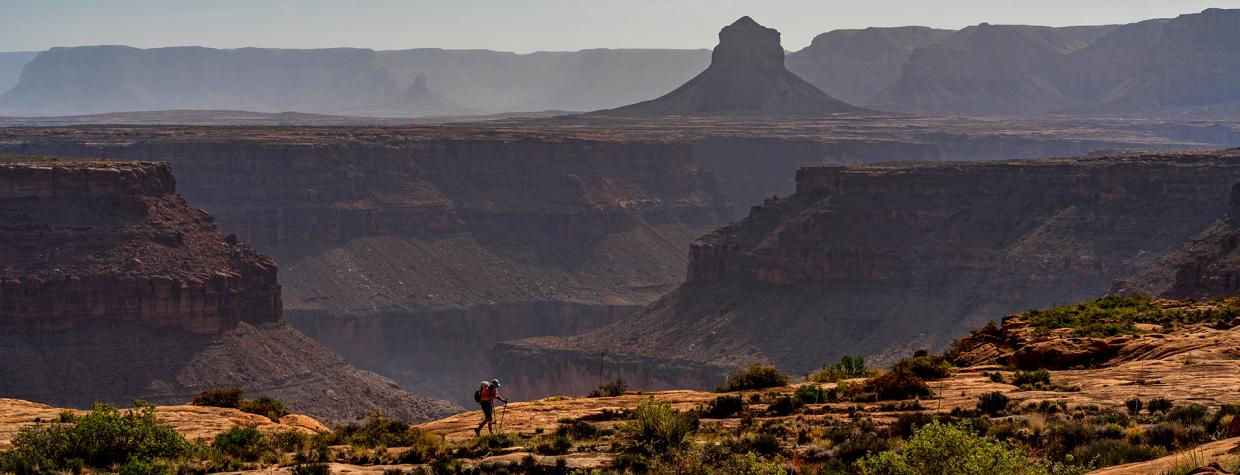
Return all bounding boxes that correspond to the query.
[0,157,457,423]
[498,150,1240,398]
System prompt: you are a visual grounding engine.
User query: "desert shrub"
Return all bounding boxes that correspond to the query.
[988,371,1007,383]
[329,412,432,449]
[892,354,952,380]
[765,395,802,417]
[238,397,287,422]
[1046,420,1102,458]
[738,433,783,457]
[722,364,790,391]
[977,391,1011,416]
[615,400,699,456]
[214,425,266,461]
[555,420,599,440]
[1069,439,1165,467]
[291,463,331,475]
[1023,294,1240,338]
[192,388,243,408]
[893,412,937,438]
[649,445,787,475]
[856,421,1066,475]
[588,378,628,398]
[1012,369,1051,387]
[1125,397,1143,414]
[117,456,172,475]
[1166,404,1210,426]
[703,395,745,419]
[0,402,190,472]
[533,433,572,455]
[1147,397,1174,414]
[809,355,872,383]
[794,384,830,404]
[394,429,448,464]
[848,368,932,401]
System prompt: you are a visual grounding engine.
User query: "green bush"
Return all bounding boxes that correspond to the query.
[849,368,932,401]
[213,425,266,461]
[328,412,422,448]
[765,396,802,417]
[238,397,287,423]
[0,402,190,473]
[555,420,600,440]
[703,395,745,419]
[192,388,243,408]
[588,378,628,398]
[1147,397,1174,414]
[794,384,829,404]
[809,355,872,383]
[1012,369,1050,387]
[856,422,1077,475]
[977,391,1011,416]
[722,364,790,391]
[615,400,699,456]
[892,355,952,380]
[1069,439,1165,467]
[533,433,572,455]
[1125,397,1143,415]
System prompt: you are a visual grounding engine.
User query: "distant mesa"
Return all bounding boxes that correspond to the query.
[593,16,866,117]
[389,73,476,117]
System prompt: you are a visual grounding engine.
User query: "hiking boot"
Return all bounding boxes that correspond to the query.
[473,427,481,437]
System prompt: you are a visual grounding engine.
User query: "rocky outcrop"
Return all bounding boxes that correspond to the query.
[595,17,864,116]
[0,157,457,424]
[786,27,953,105]
[500,150,1240,397]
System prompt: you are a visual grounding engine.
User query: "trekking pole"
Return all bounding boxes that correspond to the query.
[500,399,508,430]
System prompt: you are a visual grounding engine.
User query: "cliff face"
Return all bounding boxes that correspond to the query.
[499,150,1240,397]
[0,158,280,334]
[0,157,457,424]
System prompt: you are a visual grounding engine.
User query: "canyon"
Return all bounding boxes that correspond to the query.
[500,149,1240,398]
[3,119,1239,404]
[0,157,456,424]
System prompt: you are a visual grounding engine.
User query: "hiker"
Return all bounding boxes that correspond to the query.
[473,379,508,436]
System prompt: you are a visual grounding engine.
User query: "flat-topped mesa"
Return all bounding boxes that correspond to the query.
[0,157,281,335]
[712,16,785,70]
[592,16,864,116]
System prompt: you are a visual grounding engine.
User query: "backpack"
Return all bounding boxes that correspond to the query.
[473,389,483,404]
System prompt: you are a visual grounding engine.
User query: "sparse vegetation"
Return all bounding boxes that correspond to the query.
[587,378,628,398]
[721,364,790,391]
[1024,294,1240,338]
[856,421,1079,475]
[0,402,190,473]
[615,399,699,457]
[809,355,873,383]
[977,391,1011,416]
[191,388,288,422]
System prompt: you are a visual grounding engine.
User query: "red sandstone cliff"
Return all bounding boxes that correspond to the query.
[0,156,457,424]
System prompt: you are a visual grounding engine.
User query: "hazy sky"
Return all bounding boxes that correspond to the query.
[3,0,1239,53]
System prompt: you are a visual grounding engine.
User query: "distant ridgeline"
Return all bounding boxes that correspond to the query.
[2,9,1240,117]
